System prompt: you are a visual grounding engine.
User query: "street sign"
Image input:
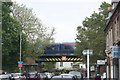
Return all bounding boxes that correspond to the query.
[88,50,93,55]
[18,61,23,67]
[82,50,87,55]
[62,56,67,61]
[82,50,93,55]
[97,60,105,65]
[112,46,120,58]
[18,61,23,63]
[90,66,95,71]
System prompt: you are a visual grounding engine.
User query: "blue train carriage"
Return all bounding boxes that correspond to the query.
[44,42,75,55]
[44,43,60,54]
[61,42,75,53]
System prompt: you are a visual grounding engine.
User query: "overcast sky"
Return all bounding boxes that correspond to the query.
[12,0,111,43]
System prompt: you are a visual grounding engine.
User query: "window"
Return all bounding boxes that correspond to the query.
[46,45,56,50]
[64,45,72,49]
[64,44,75,50]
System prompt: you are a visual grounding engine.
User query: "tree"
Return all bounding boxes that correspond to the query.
[75,2,111,64]
[11,2,55,60]
[2,1,55,72]
[2,2,25,72]
[11,2,55,71]
[42,62,55,71]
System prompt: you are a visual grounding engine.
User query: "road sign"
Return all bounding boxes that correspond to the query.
[97,60,105,65]
[18,61,23,63]
[62,56,67,61]
[82,50,87,55]
[112,46,120,58]
[82,50,93,55]
[18,61,23,67]
[90,66,95,71]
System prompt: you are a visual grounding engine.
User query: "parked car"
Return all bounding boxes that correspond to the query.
[60,74,76,79]
[0,74,11,80]
[51,74,77,80]
[11,73,26,80]
[44,72,53,79]
[26,72,38,79]
[38,73,48,80]
[69,71,83,79]
[51,75,62,80]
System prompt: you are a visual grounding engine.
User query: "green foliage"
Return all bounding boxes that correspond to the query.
[2,1,55,72]
[11,2,55,60]
[75,2,111,64]
[42,62,55,71]
[2,2,25,72]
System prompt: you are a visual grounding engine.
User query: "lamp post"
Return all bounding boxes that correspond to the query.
[19,27,23,73]
[83,50,93,80]
[20,31,22,62]
[19,29,22,73]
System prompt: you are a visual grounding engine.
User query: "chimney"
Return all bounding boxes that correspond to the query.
[112,0,120,9]
[107,7,113,18]
[107,0,120,18]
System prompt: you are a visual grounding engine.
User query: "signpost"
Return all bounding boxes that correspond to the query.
[82,50,93,80]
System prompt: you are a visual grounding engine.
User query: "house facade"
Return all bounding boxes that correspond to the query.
[104,0,120,79]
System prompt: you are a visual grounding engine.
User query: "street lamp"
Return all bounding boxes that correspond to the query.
[18,27,23,73]
[82,50,93,79]
[20,30,22,62]
[19,28,22,73]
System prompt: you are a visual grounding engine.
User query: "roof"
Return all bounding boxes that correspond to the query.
[104,1,120,32]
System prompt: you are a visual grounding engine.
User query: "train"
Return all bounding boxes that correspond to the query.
[44,42,75,55]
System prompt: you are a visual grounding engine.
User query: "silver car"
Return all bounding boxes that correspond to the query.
[51,74,77,80]
[69,71,83,79]
[0,74,11,80]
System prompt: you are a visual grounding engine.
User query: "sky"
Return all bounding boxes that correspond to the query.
[12,0,111,43]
